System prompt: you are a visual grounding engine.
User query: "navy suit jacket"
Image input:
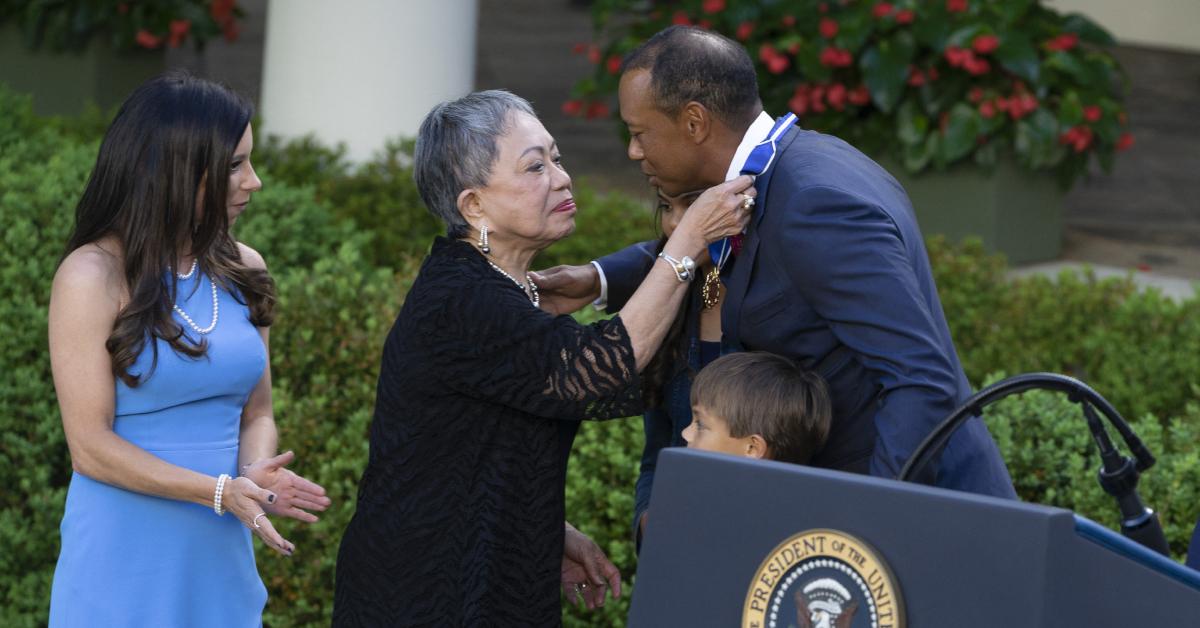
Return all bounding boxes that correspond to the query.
[600,126,1016,498]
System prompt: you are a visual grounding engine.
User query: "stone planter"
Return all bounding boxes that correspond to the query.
[0,25,163,116]
[876,155,1064,265]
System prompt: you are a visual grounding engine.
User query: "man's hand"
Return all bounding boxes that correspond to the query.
[530,264,601,315]
[562,521,622,609]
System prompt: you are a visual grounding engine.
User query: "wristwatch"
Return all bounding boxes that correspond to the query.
[658,252,696,282]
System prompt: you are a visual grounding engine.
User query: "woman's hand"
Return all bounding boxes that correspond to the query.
[561,522,622,609]
[222,475,296,556]
[529,264,601,315]
[242,450,332,523]
[666,175,756,258]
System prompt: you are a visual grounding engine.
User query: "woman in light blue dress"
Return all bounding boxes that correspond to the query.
[47,72,331,627]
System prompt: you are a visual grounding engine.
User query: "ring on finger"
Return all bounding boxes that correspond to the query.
[253,512,267,529]
[739,194,755,210]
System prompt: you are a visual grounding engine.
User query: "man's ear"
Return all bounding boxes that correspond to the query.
[457,188,484,225]
[682,101,712,144]
[746,434,770,460]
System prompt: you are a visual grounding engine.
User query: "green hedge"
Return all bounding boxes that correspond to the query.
[2,82,1199,627]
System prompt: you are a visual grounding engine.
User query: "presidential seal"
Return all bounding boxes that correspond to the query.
[742,529,903,628]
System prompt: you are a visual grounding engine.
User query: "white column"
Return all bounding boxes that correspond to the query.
[260,0,479,163]
[1046,0,1200,53]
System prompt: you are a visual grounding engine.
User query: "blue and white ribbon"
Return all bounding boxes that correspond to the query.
[708,112,798,271]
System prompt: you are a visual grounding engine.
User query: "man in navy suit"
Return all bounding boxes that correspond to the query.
[538,26,1016,536]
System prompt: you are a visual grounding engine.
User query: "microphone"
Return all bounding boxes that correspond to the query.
[898,373,1170,556]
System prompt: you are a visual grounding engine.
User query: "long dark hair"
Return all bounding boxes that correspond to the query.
[65,70,275,387]
[641,194,695,408]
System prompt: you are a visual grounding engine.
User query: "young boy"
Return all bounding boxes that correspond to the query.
[682,351,832,464]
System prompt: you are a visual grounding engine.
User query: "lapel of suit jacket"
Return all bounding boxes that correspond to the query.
[722,125,801,346]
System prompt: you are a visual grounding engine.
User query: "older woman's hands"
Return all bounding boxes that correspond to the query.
[242,450,332,523]
[665,174,756,259]
[222,475,296,556]
[561,522,622,609]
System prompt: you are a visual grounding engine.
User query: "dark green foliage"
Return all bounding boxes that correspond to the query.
[3,86,1198,626]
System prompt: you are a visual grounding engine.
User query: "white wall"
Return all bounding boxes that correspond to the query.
[1047,0,1200,52]
[260,0,478,163]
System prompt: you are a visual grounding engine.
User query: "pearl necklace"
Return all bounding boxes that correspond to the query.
[177,258,198,279]
[173,260,219,335]
[488,261,539,307]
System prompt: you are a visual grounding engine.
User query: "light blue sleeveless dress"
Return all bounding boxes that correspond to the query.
[49,270,268,627]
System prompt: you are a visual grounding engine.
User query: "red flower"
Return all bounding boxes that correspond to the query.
[819,47,853,68]
[788,42,801,55]
[946,0,968,13]
[702,0,725,14]
[1045,33,1078,52]
[759,44,790,74]
[167,19,191,48]
[979,100,996,119]
[766,54,790,74]
[210,0,235,22]
[571,42,587,55]
[873,3,894,19]
[562,100,584,116]
[1059,125,1093,152]
[907,66,926,87]
[1017,93,1039,115]
[926,66,940,81]
[1116,132,1135,151]
[848,85,872,106]
[606,55,622,75]
[1006,94,1037,120]
[1083,105,1102,122]
[810,87,828,114]
[782,15,797,27]
[736,21,755,41]
[587,45,601,65]
[972,34,999,55]
[968,87,985,103]
[827,83,848,110]
[894,9,915,24]
[964,57,991,75]
[820,18,839,39]
[944,46,970,67]
[135,29,163,49]
[995,97,1011,113]
[790,85,811,116]
[585,101,610,120]
[672,11,691,26]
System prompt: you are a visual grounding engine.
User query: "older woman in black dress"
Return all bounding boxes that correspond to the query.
[332,90,755,626]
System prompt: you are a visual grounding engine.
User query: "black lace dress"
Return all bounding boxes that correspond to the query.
[333,238,642,627]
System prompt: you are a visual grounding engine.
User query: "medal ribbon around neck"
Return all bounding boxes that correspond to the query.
[708,113,798,273]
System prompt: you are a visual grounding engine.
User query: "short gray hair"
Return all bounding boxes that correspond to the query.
[413,90,537,239]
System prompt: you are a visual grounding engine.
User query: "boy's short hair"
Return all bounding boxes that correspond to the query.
[690,352,832,464]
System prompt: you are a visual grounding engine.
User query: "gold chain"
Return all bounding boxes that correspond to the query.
[701,267,722,309]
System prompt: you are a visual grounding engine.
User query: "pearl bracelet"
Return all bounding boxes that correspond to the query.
[658,252,696,283]
[214,473,230,516]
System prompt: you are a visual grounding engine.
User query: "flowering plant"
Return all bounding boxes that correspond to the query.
[0,0,243,52]
[568,0,1133,187]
